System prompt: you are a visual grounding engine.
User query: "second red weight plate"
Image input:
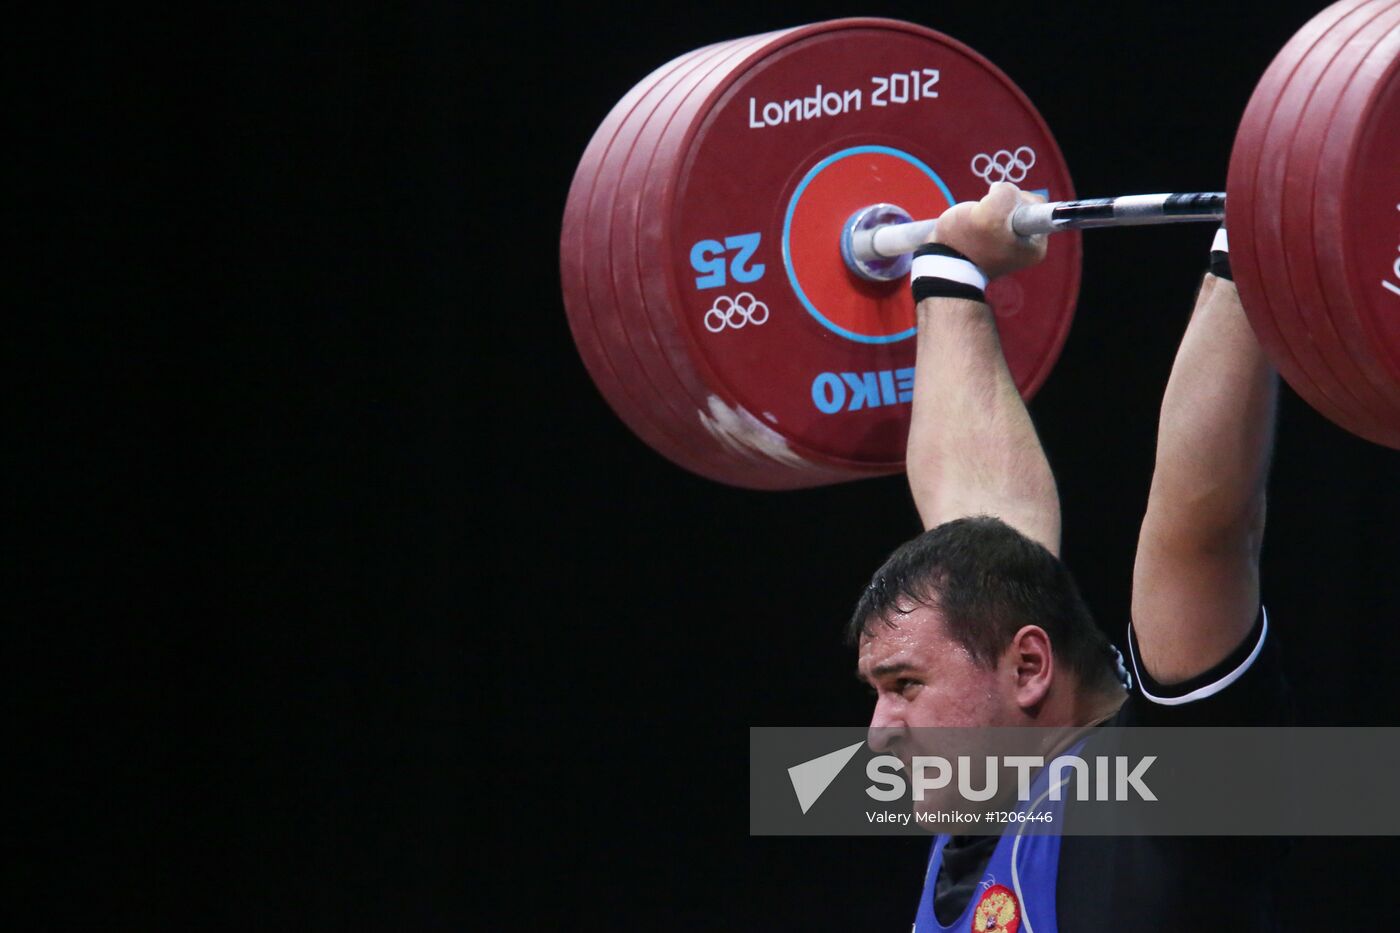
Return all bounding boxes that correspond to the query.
[1283,2,1400,444]
[1312,5,1400,447]
[1230,0,1384,440]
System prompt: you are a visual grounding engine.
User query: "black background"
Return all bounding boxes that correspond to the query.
[18,1,1400,929]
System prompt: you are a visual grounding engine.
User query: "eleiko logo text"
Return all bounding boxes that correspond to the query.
[811,368,915,414]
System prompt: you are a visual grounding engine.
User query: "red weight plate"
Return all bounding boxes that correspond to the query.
[1312,9,1400,447]
[1229,0,1384,438]
[1344,28,1400,384]
[1281,2,1400,441]
[585,37,788,483]
[626,26,949,487]
[622,28,864,488]
[564,40,756,479]
[562,41,723,469]
[605,31,852,488]
[638,19,1079,482]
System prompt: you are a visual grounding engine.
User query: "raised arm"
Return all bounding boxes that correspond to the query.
[905,182,1061,555]
[1131,256,1278,684]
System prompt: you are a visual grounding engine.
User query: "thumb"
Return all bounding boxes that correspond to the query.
[928,201,972,245]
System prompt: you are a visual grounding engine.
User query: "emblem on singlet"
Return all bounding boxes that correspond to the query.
[970,883,1020,932]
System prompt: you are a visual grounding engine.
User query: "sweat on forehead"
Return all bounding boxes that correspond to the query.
[860,594,941,635]
[845,532,962,646]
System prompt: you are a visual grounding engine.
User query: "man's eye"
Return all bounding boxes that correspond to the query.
[895,678,920,694]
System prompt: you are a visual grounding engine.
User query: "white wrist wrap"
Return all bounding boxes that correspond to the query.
[1211,227,1229,254]
[910,253,989,291]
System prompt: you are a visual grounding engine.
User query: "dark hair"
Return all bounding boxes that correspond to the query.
[848,516,1121,696]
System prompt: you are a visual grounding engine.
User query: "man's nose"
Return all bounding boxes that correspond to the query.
[867,696,905,753]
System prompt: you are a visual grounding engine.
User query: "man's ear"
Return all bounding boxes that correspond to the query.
[1008,624,1053,711]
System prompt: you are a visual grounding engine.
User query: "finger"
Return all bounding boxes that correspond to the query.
[983,181,1023,215]
[973,183,1023,236]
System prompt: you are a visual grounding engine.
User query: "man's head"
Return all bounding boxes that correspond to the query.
[851,516,1123,734]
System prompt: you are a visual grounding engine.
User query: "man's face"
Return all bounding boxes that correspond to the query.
[857,605,1027,814]
[857,603,1016,736]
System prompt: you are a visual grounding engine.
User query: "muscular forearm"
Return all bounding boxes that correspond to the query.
[1140,276,1277,549]
[906,296,1061,554]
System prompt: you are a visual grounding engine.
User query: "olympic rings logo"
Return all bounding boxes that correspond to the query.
[704,292,769,332]
[970,146,1037,185]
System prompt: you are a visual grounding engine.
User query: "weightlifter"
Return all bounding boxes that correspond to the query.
[851,182,1289,930]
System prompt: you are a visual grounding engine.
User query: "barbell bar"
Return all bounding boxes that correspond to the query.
[844,193,1229,282]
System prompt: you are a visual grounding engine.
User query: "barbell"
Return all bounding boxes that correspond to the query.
[560,2,1400,490]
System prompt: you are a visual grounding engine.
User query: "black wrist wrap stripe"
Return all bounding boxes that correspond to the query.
[912,242,973,262]
[911,278,987,304]
[1210,250,1233,282]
